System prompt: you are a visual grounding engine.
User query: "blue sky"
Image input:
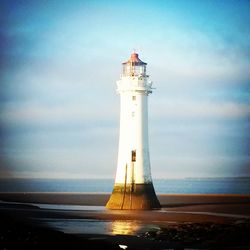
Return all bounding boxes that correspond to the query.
[0,0,250,178]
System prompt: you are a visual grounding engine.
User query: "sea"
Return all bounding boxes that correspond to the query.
[0,178,250,194]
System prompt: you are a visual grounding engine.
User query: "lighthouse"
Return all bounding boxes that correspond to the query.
[106,52,161,210]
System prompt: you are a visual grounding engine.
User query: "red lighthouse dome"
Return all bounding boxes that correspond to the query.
[122,53,147,77]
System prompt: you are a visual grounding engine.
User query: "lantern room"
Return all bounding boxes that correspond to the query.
[122,53,147,77]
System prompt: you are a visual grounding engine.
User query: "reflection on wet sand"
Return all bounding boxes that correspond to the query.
[111,220,143,235]
[110,220,160,236]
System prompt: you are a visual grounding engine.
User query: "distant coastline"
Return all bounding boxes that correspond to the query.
[0,177,250,194]
[1,176,250,180]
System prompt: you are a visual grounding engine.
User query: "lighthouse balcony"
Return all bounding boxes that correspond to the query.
[117,85,152,94]
[117,78,153,89]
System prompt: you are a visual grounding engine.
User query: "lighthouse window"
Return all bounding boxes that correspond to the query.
[131,150,136,162]
[132,96,136,101]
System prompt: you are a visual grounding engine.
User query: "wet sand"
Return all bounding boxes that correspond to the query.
[1,192,250,218]
[1,193,250,249]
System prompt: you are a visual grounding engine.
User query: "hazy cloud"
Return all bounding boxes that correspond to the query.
[1,0,249,178]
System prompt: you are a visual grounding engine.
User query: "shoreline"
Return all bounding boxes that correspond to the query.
[1,192,250,222]
[1,192,250,204]
[1,193,250,249]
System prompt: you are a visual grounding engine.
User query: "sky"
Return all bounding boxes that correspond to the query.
[0,0,250,179]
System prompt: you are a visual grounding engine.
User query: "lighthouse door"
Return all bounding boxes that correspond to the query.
[131,150,136,162]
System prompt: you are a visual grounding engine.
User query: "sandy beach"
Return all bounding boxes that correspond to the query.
[1,192,250,217]
[1,193,250,249]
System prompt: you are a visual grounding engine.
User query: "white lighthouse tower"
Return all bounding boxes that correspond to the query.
[106,52,161,210]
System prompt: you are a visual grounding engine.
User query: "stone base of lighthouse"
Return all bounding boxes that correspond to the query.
[106,182,161,210]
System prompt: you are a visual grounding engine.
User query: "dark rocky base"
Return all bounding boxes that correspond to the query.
[142,220,250,249]
[106,183,161,210]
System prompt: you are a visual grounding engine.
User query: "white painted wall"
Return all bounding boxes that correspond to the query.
[115,76,153,184]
